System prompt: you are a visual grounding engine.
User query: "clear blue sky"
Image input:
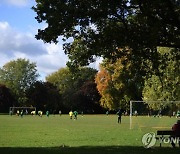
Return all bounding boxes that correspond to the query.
[0,1,36,31]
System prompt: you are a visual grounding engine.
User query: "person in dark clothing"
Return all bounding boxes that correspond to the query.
[171,120,180,148]
[117,109,122,124]
[73,111,78,120]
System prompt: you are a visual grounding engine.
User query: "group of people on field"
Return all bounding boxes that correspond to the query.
[8,107,180,148]
[153,110,180,118]
[69,110,78,120]
[68,109,123,123]
[11,109,28,117]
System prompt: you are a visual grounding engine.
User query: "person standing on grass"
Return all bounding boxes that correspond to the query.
[25,109,28,115]
[106,111,109,116]
[17,110,20,116]
[38,111,43,117]
[134,110,138,117]
[81,111,83,117]
[170,120,180,148]
[69,111,73,119]
[46,111,49,117]
[73,111,78,120]
[20,110,24,118]
[117,109,122,124]
[9,110,13,116]
[59,110,62,116]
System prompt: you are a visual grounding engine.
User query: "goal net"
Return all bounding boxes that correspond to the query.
[9,107,36,115]
[129,100,180,129]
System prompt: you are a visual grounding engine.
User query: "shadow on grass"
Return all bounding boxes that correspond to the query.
[0,146,179,154]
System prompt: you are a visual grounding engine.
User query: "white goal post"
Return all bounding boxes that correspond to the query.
[129,100,180,129]
[9,107,36,115]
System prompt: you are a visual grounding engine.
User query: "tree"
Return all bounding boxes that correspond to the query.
[0,58,39,106]
[142,47,180,109]
[72,81,102,113]
[95,65,114,109]
[46,67,101,112]
[33,0,179,70]
[95,47,179,111]
[46,67,74,94]
[95,51,144,110]
[0,84,15,113]
[26,81,62,112]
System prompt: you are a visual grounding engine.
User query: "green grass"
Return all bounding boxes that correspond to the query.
[0,115,179,154]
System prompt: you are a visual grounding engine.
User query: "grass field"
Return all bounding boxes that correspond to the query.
[0,114,180,154]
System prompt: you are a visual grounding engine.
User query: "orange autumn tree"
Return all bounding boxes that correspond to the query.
[95,49,144,110]
[95,65,115,109]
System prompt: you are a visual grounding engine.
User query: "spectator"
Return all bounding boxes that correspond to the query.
[171,120,180,147]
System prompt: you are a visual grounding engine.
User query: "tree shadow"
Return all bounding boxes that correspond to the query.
[0,146,179,154]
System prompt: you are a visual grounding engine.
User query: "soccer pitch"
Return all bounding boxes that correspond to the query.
[0,115,179,154]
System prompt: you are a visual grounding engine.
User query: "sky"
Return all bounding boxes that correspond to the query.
[0,0,101,81]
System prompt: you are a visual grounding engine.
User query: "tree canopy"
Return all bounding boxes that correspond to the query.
[95,53,143,110]
[143,47,180,109]
[0,58,39,106]
[95,47,179,110]
[46,67,102,112]
[33,0,180,69]
[26,81,62,112]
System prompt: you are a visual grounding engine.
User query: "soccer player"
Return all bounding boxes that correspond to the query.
[69,111,73,119]
[31,111,36,116]
[73,111,78,120]
[25,109,28,115]
[117,109,122,124]
[46,111,49,117]
[17,110,20,116]
[9,110,13,116]
[59,110,62,116]
[106,111,109,116]
[38,111,43,117]
[134,110,138,117]
[20,110,24,118]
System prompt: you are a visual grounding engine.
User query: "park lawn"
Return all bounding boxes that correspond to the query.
[0,115,179,154]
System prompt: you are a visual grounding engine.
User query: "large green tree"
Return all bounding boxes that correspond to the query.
[33,0,179,70]
[46,67,101,112]
[0,59,39,106]
[142,47,180,109]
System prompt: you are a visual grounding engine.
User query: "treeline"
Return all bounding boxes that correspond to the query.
[0,47,179,113]
[0,59,103,113]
